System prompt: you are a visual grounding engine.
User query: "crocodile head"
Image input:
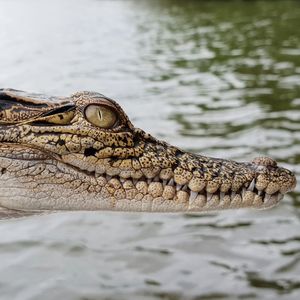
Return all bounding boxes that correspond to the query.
[0,89,296,216]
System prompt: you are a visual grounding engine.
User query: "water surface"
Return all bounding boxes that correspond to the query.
[0,0,299,299]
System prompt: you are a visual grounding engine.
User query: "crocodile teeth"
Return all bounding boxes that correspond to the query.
[220,192,225,201]
[162,180,167,187]
[147,178,152,184]
[278,193,284,201]
[258,190,263,196]
[182,185,188,192]
[248,178,255,191]
[176,184,182,191]
[106,175,112,181]
[264,193,271,202]
[189,191,198,202]
[242,187,246,198]
[168,179,174,186]
[207,192,213,201]
[154,176,160,182]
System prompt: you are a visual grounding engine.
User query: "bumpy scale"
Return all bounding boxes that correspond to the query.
[0,89,297,218]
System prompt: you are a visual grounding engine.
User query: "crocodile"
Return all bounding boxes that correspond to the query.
[0,89,296,218]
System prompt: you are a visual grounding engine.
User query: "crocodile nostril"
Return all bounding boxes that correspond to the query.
[252,156,277,168]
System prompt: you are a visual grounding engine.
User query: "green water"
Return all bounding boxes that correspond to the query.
[0,0,299,299]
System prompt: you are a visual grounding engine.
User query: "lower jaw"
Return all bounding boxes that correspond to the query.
[0,174,284,213]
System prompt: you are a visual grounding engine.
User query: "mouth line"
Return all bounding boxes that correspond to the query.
[80,169,284,209]
[0,142,286,209]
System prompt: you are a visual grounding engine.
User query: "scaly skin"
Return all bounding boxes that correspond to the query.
[0,89,296,217]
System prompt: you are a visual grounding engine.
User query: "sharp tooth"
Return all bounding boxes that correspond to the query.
[248,178,255,191]
[168,179,174,186]
[147,178,152,184]
[154,176,160,182]
[207,192,213,201]
[133,179,138,185]
[162,180,167,187]
[120,178,125,183]
[264,193,271,202]
[220,192,225,201]
[176,184,182,191]
[278,193,284,201]
[182,185,188,191]
[106,175,112,181]
[258,190,262,196]
[189,191,198,202]
[242,187,246,197]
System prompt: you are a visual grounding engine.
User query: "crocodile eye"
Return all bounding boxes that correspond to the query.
[84,104,117,128]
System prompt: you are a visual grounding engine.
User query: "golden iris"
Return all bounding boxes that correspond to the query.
[84,104,117,128]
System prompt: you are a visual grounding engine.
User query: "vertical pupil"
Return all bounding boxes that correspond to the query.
[97,109,103,120]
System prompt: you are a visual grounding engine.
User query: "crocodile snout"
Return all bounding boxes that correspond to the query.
[0,89,297,216]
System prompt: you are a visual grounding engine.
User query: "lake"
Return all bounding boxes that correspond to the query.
[0,0,299,299]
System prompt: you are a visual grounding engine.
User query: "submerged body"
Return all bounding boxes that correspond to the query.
[0,89,296,218]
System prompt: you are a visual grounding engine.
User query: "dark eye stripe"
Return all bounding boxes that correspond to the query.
[41,105,76,117]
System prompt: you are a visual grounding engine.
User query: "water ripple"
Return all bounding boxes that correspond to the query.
[0,0,299,299]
